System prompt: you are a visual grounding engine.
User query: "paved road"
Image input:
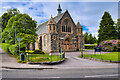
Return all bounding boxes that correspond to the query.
[2,68,119,78]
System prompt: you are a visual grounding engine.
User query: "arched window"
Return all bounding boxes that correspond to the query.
[53,25,55,30]
[44,35,46,47]
[62,19,71,32]
[50,25,51,30]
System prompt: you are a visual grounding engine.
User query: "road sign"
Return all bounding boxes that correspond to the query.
[17,37,22,42]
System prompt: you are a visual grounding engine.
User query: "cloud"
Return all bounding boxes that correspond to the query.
[1,2,118,39]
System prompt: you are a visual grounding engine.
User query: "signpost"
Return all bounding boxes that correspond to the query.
[80,41,83,57]
[17,37,22,54]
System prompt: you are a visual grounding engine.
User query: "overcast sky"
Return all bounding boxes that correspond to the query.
[0,0,119,38]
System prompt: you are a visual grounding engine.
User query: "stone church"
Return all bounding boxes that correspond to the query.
[35,4,84,53]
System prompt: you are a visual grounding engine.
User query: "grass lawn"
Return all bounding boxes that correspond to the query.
[78,52,120,61]
[26,54,63,62]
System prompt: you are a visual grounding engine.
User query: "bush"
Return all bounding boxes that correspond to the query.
[0,43,10,53]
[34,49,45,54]
[9,43,26,56]
[98,40,120,52]
[25,50,34,54]
[9,44,18,56]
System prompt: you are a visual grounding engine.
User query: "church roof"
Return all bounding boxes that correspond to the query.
[36,12,65,35]
[38,12,65,28]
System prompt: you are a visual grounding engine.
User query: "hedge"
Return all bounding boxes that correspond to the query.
[85,44,97,49]
[9,44,18,56]
[0,43,10,53]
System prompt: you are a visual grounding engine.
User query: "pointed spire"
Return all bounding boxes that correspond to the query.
[47,16,56,25]
[57,3,62,14]
[77,21,82,28]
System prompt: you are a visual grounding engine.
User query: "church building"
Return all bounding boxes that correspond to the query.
[35,4,84,53]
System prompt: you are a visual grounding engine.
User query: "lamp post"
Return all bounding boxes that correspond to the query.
[13,26,16,44]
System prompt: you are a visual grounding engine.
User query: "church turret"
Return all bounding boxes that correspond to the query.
[47,16,57,33]
[77,21,83,35]
[57,3,62,15]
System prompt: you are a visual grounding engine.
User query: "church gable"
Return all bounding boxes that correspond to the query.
[57,10,76,27]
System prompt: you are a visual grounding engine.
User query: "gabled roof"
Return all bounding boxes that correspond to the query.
[38,12,65,28]
[47,16,56,25]
[77,21,82,28]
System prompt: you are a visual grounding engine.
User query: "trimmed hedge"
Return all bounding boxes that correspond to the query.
[85,44,97,49]
[33,49,45,54]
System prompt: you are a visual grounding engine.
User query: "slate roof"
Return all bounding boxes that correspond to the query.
[36,12,65,35]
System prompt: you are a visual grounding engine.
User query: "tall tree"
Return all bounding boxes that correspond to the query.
[116,19,120,39]
[84,32,96,44]
[98,11,117,43]
[1,8,20,31]
[84,32,89,44]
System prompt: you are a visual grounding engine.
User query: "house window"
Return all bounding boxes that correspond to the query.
[62,19,71,33]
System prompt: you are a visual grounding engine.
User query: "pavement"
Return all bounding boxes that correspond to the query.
[0,48,118,69]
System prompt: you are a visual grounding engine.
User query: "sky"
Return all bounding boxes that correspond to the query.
[0,0,119,38]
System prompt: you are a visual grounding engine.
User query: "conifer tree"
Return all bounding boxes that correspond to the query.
[98,11,117,43]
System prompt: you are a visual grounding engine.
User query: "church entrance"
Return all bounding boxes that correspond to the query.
[63,35,73,51]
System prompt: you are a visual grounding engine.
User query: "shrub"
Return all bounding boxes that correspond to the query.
[25,50,34,54]
[9,44,18,56]
[9,43,26,56]
[34,49,45,54]
[0,43,10,53]
[98,40,120,52]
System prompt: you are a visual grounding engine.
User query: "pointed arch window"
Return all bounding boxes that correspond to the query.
[62,19,71,32]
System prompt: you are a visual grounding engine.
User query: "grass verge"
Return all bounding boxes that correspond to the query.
[78,52,119,61]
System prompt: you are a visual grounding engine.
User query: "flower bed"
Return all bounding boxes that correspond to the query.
[97,40,120,52]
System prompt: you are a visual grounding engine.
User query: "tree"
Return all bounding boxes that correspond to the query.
[116,19,120,39]
[84,32,96,44]
[1,8,20,31]
[17,33,37,50]
[98,11,117,44]
[89,33,94,44]
[84,32,89,44]
[2,13,37,44]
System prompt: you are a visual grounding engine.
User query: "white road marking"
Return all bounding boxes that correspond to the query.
[85,74,119,78]
[35,77,61,78]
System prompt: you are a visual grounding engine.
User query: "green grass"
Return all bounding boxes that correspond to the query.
[26,54,64,62]
[78,52,119,61]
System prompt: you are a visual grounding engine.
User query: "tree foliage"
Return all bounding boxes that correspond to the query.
[84,32,96,44]
[1,8,20,31]
[98,11,117,44]
[116,19,120,39]
[2,8,37,51]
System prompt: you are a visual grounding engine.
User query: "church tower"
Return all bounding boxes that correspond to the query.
[57,3,62,15]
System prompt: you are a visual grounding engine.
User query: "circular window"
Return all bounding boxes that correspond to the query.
[53,35,56,40]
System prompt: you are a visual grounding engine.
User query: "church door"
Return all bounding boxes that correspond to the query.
[63,36,73,51]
